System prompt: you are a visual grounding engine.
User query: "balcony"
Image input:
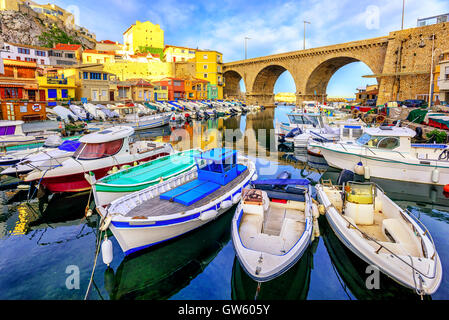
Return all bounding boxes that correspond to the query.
[47,78,68,85]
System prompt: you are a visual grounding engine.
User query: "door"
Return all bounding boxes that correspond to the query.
[109,90,114,101]
[92,90,98,101]
[39,90,46,102]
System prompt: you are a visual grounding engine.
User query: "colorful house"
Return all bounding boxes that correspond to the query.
[49,43,82,67]
[164,45,196,63]
[64,64,115,101]
[0,59,43,101]
[36,69,76,101]
[195,50,224,99]
[154,77,185,100]
[152,81,168,101]
[82,49,116,64]
[0,42,50,66]
[123,20,164,55]
[184,78,209,100]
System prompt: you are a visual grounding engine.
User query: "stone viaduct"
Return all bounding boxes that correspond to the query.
[223,22,449,106]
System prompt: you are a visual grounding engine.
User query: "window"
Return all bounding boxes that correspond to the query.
[4,88,18,99]
[40,59,45,64]
[73,139,124,160]
[36,50,46,56]
[203,54,208,59]
[203,64,208,69]
[18,48,30,54]
[103,73,108,81]
[92,90,98,100]
[90,72,101,80]
[204,74,207,78]
[83,72,88,79]
[174,81,181,86]
[102,90,107,98]
[356,134,400,149]
[48,89,57,99]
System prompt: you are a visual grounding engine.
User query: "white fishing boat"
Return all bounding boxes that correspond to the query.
[96,148,256,255]
[0,120,43,147]
[231,179,315,282]
[309,126,449,185]
[23,126,174,193]
[122,112,172,131]
[316,181,442,295]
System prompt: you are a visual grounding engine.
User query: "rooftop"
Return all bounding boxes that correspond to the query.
[53,43,82,51]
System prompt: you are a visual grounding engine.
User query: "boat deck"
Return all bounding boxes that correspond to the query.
[124,168,250,218]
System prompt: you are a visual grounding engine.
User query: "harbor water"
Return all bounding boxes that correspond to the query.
[1,105,448,300]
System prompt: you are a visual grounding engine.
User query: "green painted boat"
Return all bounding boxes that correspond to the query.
[92,149,201,207]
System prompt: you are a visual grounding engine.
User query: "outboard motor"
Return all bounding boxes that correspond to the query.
[337,169,355,186]
[415,126,424,140]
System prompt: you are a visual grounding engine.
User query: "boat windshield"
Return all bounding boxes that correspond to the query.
[288,114,321,126]
[356,133,400,149]
[73,139,124,160]
[0,126,16,136]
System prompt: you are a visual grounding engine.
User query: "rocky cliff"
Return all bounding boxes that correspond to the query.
[0,10,95,48]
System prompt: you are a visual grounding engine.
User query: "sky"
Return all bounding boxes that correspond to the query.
[40,0,449,97]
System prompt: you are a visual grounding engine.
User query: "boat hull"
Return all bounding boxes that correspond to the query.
[316,185,443,295]
[318,145,449,186]
[231,204,313,282]
[102,158,256,255]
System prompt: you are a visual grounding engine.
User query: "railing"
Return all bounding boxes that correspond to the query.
[47,78,68,85]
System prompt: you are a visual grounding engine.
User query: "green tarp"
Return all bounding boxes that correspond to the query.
[406,109,428,123]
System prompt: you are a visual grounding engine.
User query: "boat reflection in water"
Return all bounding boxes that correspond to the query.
[103,207,234,300]
[320,217,428,300]
[231,239,319,300]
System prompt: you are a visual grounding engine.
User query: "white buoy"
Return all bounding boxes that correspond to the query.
[354,162,364,175]
[364,166,371,180]
[432,168,439,183]
[232,193,241,204]
[101,236,113,266]
[199,210,218,221]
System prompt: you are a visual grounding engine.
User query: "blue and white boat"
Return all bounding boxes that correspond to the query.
[231,178,315,282]
[98,148,257,255]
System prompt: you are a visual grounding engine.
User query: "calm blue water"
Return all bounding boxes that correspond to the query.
[0,105,448,300]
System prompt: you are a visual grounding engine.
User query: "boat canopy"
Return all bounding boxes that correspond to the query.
[362,126,416,137]
[79,126,134,144]
[194,148,241,185]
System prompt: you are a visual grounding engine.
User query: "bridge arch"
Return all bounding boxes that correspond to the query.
[303,55,380,101]
[223,70,246,100]
[250,64,298,106]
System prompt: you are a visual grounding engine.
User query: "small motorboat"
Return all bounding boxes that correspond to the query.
[92,149,201,207]
[231,179,315,282]
[97,148,256,255]
[23,126,174,193]
[315,180,442,296]
[309,126,449,185]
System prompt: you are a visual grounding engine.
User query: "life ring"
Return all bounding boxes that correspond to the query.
[32,104,41,112]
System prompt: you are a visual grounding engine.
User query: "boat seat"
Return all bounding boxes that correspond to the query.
[239,213,263,236]
[280,218,303,250]
[382,219,422,257]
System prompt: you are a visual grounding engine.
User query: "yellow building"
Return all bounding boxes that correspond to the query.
[164,45,196,63]
[123,20,164,54]
[82,50,116,64]
[195,50,224,99]
[274,92,296,103]
[37,69,76,101]
[103,58,172,82]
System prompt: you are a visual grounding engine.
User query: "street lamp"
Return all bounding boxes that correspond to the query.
[244,37,251,60]
[401,0,405,30]
[303,21,311,50]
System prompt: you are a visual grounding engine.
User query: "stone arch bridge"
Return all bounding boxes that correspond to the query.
[223,22,449,106]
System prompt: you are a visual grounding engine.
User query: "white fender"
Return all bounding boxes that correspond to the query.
[432,168,439,183]
[232,193,241,204]
[364,166,371,180]
[101,236,113,266]
[220,200,233,209]
[199,210,218,221]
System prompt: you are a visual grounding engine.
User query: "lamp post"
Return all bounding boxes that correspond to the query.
[303,21,311,50]
[244,37,251,60]
[401,0,405,30]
